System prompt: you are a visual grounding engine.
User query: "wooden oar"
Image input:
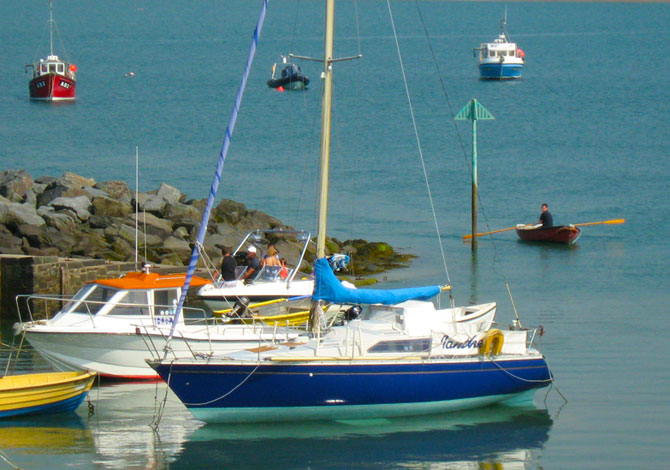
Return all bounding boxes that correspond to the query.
[463,226,517,240]
[463,218,625,241]
[573,218,625,227]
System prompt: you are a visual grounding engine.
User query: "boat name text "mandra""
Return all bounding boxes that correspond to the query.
[441,335,483,350]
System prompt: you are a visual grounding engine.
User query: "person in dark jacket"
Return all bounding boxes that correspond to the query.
[539,203,553,227]
[219,246,237,282]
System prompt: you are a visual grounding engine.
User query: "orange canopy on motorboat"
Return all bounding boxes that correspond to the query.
[91,272,210,290]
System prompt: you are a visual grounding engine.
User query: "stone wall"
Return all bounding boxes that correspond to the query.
[1,170,415,278]
[1,255,141,326]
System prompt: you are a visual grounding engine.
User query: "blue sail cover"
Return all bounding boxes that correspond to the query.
[312,258,441,305]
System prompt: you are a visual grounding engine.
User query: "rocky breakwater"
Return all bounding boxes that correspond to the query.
[0,169,413,275]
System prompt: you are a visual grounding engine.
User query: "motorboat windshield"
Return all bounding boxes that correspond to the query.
[61,284,120,316]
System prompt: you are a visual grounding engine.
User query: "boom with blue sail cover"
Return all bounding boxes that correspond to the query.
[312,258,441,305]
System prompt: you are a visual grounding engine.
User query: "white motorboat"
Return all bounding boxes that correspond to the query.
[197,229,315,313]
[14,264,301,379]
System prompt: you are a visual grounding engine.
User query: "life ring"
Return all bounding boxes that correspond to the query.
[479,329,504,356]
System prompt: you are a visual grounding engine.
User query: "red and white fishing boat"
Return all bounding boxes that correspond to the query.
[25,1,76,102]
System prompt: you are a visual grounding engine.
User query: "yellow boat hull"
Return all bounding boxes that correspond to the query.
[0,371,96,418]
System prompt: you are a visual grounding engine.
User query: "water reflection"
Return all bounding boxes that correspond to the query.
[0,413,93,452]
[169,404,553,470]
[0,381,196,469]
[0,413,96,469]
[0,379,552,469]
[86,381,199,469]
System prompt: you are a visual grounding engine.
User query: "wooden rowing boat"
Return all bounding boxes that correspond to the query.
[515,224,581,244]
[0,371,96,418]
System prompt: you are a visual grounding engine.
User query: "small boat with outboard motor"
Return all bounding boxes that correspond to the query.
[268,55,309,90]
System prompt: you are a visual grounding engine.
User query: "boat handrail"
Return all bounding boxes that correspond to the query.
[15,293,208,326]
[137,313,298,361]
[15,293,74,323]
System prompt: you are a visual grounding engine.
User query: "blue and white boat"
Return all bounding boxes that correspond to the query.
[148,0,552,424]
[474,13,524,80]
[150,259,549,423]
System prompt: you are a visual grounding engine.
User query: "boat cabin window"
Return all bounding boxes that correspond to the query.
[64,284,117,315]
[368,338,431,354]
[56,63,64,74]
[40,64,48,74]
[49,63,57,73]
[154,289,179,316]
[108,290,150,316]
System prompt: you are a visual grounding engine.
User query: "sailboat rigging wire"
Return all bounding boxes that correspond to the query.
[50,6,71,64]
[290,0,300,53]
[195,241,218,279]
[167,0,269,343]
[385,0,453,297]
[354,0,362,57]
[0,449,19,470]
[170,360,262,407]
[413,1,510,286]
[32,23,48,65]
[412,2,469,168]
[338,0,364,250]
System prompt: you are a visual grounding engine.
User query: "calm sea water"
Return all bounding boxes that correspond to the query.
[1,0,669,469]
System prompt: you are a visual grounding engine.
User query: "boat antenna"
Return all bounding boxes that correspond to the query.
[135,146,139,270]
[501,7,509,40]
[505,281,521,328]
[143,209,148,262]
[49,0,54,57]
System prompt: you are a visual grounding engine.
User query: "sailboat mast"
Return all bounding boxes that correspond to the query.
[309,0,336,335]
[315,0,335,258]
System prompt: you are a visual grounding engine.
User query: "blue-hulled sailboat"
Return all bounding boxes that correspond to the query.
[148,0,552,424]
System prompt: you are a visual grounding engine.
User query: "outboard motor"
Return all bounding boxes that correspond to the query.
[228,296,251,318]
